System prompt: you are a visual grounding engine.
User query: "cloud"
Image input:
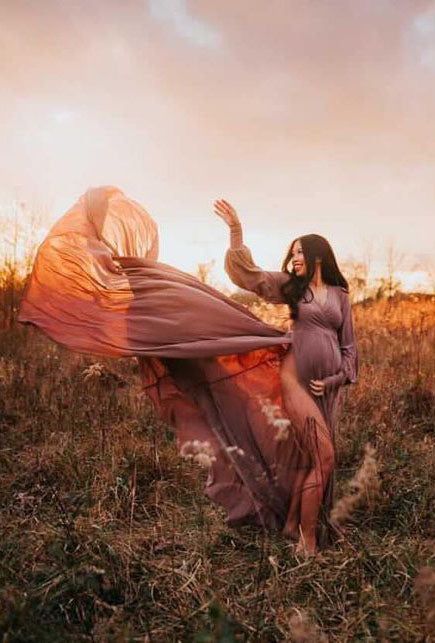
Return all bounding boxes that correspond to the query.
[148,0,221,48]
[52,110,76,124]
[413,6,435,69]
[413,7,435,34]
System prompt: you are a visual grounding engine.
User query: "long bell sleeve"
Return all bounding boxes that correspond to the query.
[323,290,358,390]
[224,223,288,304]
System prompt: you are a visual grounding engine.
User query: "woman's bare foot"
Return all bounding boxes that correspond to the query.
[295,539,317,558]
[295,529,317,558]
[282,522,299,541]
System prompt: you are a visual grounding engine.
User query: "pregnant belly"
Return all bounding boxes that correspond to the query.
[292,330,342,384]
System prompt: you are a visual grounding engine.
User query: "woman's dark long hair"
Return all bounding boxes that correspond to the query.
[280,234,348,320]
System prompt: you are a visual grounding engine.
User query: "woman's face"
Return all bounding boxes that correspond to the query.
[290,239,306,276]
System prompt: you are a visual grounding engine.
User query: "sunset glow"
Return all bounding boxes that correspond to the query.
[0,1,434,289]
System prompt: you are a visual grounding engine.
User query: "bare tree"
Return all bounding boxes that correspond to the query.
[341,260,367,303]
[0,199,46,328]
[381,240,404,299]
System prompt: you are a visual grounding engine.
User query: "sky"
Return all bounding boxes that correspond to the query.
[1,0,434,286]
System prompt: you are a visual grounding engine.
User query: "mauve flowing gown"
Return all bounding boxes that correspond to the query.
[18,186,357,534]
[224,228,358,534]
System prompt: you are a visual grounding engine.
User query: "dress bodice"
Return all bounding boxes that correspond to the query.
[294,286,344,334]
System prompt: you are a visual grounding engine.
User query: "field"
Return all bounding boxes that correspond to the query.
[0,294,434,642]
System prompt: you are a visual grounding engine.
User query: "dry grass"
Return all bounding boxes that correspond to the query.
[0,293,434,641]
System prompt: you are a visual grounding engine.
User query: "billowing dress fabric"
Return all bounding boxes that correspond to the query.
[19,186,357,533]
[225,239,358,532]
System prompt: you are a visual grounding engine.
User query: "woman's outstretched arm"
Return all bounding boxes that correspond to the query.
[214,199,288,304]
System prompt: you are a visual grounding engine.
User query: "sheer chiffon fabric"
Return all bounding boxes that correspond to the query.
[19,187,357,535]
[19,188,289,359]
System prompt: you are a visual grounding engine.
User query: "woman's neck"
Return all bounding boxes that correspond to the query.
[310,264,325,288]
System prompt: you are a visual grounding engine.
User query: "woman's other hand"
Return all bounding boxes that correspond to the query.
[214,199,241,228]
[310,379,325,397]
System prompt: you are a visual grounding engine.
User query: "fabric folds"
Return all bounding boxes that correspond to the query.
[19,186,314,529]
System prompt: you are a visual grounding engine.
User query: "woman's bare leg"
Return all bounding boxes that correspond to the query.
[280,351,335,554]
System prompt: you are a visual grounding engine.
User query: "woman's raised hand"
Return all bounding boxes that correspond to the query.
[214,199,241,228]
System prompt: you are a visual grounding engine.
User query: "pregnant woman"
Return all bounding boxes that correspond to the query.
[215,199,358,554]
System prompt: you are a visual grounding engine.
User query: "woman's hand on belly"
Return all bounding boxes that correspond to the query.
[309,379,326,397]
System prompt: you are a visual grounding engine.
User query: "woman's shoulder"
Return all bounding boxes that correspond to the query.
[329,285,349,294]
[329,285,351,306]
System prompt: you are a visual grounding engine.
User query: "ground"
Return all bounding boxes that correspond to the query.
[0,295,434,641]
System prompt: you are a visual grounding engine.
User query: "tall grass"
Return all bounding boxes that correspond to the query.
[0,294,434,641]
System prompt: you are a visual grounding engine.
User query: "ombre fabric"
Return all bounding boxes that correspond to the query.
[19,186,318,529]
[19,187,290,359]
[139,350,314,529]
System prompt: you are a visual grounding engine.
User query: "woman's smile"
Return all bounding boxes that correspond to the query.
[291,239,306,276]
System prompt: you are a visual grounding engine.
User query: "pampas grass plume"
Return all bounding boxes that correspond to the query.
[260,398,291,441]
[331,442,381,524]
[180,439,216,468]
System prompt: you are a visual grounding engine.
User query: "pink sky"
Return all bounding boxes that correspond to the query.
[1,0,434,282]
